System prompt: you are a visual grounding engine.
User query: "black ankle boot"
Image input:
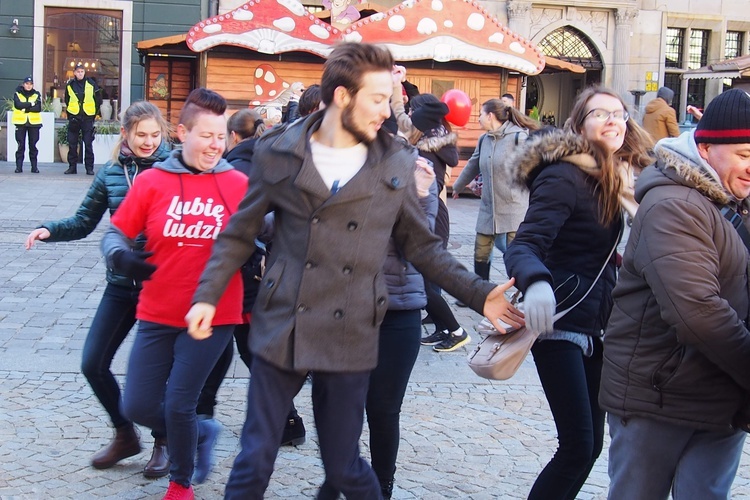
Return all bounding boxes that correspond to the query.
[280,411,306,446]
[63,166,77,174]
[474,261,491,281]
[14,167,22,173]
[31,167,39,173]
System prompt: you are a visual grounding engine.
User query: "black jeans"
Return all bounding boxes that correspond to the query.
[424,281,460,333]
[80,282,139,429]
[528,337,604,500]
[15,125,40,169]
[319,309,421,497]
[67,116,95,170]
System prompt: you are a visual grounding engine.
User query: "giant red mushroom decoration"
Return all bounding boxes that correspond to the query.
[186,0,544,76]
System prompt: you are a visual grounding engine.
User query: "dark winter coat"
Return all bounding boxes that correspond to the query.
[193,110,494,372]
[600,132,750,432]
[504,130,621,337]
[43,141,171,287]
[414,131,458,193]
[224,137,259,178]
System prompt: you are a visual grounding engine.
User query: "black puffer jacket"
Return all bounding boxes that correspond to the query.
[41,141,170,287]
[504,129,621,337]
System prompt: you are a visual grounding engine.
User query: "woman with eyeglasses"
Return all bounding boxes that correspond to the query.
[504,87,653,499]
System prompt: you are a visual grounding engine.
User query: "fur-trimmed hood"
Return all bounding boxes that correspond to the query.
[415,131,458,168]
[509,128,596,188]
[639,131,731,206]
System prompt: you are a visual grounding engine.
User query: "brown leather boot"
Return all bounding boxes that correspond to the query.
[91,424,141,469]
[143,436,170,478]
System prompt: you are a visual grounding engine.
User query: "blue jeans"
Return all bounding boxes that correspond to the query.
[607,415,746,499]
[225,357,380,499]
[80,282,139,429]
[122,321,233,487]
[529,338,605,500]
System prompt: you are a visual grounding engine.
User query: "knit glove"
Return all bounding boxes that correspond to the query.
[523,281,556,334]
[111,250,157,282]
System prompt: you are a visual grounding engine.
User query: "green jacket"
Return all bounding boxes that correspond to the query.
[40,141,170,287]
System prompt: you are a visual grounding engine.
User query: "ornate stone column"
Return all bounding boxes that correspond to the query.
[613,7,638,97]
[506,0,532,38]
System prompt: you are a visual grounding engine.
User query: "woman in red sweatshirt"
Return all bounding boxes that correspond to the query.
[101,88,247,500]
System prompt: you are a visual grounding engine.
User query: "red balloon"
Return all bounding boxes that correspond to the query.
[441,89,472,127]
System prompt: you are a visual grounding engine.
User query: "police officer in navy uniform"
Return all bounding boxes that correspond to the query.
[12,76,43,173]
[64,63,101,175]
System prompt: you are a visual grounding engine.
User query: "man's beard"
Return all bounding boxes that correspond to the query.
[341,101,375,145]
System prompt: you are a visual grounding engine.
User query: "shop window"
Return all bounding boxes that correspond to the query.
[665,28,684,69]
[726,31,743,59]
[688,29,710,70]
[43,7,122,103]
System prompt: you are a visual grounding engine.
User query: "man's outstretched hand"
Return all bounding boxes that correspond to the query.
[483,278,525,333]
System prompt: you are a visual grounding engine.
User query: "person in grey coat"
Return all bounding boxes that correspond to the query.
[185,43,523,499]
[452,98,540,282]
[602,88,750,499]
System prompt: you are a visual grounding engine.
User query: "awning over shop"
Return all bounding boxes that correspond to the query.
[543,56,585,74]
[683,54,750,80]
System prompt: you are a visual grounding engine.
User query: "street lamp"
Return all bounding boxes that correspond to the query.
[9,18,19,35]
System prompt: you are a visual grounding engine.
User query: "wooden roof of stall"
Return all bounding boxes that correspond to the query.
[683,54,750,80]
[185,0,547,75]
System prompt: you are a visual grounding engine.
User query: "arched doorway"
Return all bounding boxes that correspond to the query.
[529,26,604,125]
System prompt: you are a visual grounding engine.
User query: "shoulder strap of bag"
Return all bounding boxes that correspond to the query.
[551,220,623,322]
[719,205,750,252]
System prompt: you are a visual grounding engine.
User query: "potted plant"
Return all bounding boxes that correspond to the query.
[93,120,122,164]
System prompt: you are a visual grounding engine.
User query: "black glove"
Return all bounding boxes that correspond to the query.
[111,249,157,281]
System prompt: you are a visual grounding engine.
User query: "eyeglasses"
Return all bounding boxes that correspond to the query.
[584,108,630,123]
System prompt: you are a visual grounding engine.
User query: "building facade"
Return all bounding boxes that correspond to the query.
[1,0,749,123]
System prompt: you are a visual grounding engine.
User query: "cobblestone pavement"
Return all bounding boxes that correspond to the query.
[1,162,749,499]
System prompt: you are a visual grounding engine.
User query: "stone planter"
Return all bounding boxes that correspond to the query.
[92,134,120,165]
[58,143,69,163]
[5,112,56,163]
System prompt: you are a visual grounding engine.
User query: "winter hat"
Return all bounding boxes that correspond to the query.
[382,111,398,135]
[656,86,674,105]
[694,89,750,145]
[411,101,449,133]
[23,76,33,83]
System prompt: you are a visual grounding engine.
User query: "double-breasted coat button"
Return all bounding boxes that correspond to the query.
[311,216,320,224]
[305,261,314,269]
[342,266,352,275]
[390,177,400,188]
[347,221,358,231]
[297,304,307,312]
[334,310,344,319]
[377,297,386,306]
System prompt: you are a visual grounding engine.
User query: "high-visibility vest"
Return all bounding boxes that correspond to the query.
[66,80,96,116]
[12,92,42,126]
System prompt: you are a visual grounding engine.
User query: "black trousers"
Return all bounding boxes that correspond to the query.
[15,125,40,169]
[67,116,95,170]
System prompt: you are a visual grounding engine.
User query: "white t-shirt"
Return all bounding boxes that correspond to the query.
[310,137,368,193]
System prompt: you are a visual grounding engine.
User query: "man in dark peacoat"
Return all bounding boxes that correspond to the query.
[187,43,521,499]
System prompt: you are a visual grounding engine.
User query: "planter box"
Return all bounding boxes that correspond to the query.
[5,112,55,163]
[92,134,120,165]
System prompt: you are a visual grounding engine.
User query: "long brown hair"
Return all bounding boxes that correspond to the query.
[482,98,540,132]
[564,86,653,226]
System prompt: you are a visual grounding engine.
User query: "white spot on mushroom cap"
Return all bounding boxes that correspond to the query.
[388,15,406,32]
[431,0,443,11]
[254,84,264,95]
[269,90,277,97]
[467,13,485,31]
[417,18,438,35]
[310,24,330,39]
[233,9,253,21]
[488,33,504,45]
[444,20,453,28]
[509,41,526,54]
[203,24,222,34]
[403,0,415,7]
[277,0,307,16]
[370,12,385,21]
[255,68,264,78]
[343,32,362,43]
[264,72,276,84]
[274,17,296,32]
